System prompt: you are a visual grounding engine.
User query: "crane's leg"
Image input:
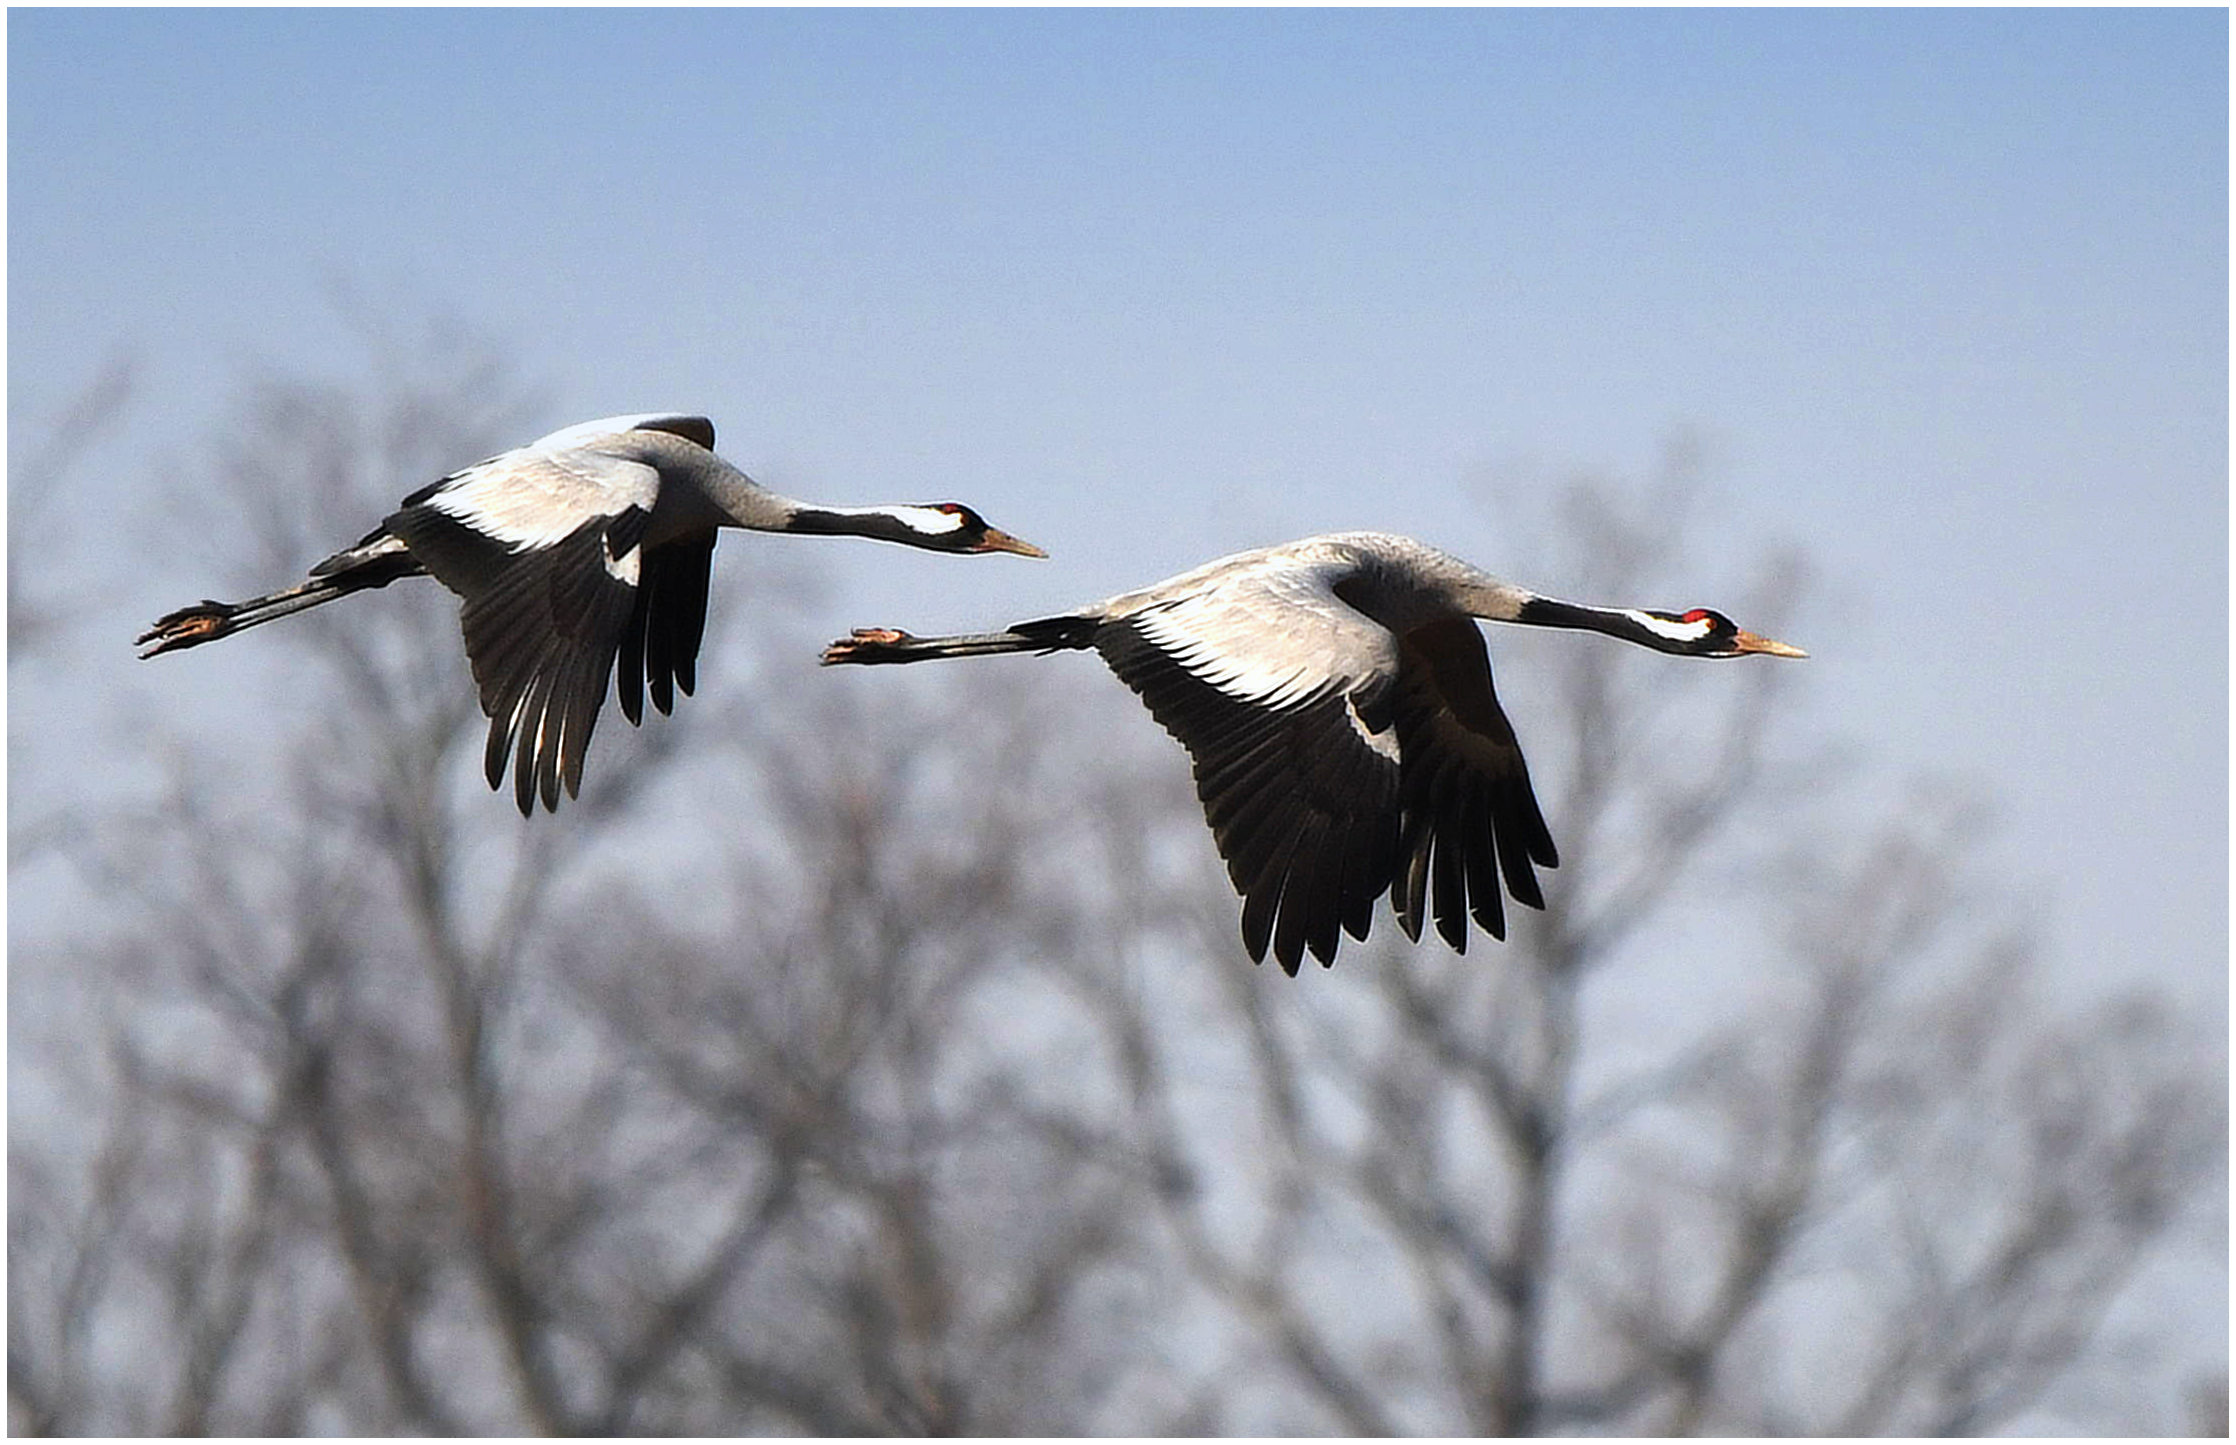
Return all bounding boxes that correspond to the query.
[819,620,1089,666]
[136,537,424,658]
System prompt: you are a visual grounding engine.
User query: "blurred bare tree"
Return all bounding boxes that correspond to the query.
[9,349,1164,1435]
[8,354,139,657]
[9,356,143,880]
[1063,478,2226,1434]
[9,375,2222,1435]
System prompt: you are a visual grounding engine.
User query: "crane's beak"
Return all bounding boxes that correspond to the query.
[1734,629,1807,658]
[973,527,1048,558]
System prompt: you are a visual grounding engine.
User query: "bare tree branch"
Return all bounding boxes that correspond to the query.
[13,378,2216,1439]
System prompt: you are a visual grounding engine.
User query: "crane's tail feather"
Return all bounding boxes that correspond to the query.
[136,539,424,659]
[819,616,1094,666]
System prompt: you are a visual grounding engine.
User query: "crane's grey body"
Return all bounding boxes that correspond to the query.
[1081,531,1530,697]
[823,530,1802,973]
[393,414,967,553]
[139,413,1043,814]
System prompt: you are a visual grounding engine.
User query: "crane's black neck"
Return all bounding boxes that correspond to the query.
[1516,595,1700,655]
[783,505,938,548]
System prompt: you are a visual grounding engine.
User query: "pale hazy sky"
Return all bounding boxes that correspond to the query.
[11,8,2226,1021]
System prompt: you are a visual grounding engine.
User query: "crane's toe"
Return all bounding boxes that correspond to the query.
[136,602,237,658]
[820,628,915,664]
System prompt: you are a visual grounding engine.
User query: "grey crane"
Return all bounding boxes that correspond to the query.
[822,530,1804,974]
[138,413,1045,814]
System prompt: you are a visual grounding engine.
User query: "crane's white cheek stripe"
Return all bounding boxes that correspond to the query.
[811,503,967,538]
[1625,608,1712,645]
[888,505,967,535]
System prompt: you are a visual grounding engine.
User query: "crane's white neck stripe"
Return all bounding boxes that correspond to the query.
[1624,608,1711,645]
[836,503,964,534]
[783,503,969,544]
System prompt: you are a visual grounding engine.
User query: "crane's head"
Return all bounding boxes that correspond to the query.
[896,502,1048,557]
[1640,607,1808,658]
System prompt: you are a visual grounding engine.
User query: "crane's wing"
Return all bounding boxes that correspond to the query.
[616,532,715,727]
[1093,556,1407,974]
[520,413,716,454]
[1379,614,1558,954]
[1093,548,1561,971]
[380,445,709,813]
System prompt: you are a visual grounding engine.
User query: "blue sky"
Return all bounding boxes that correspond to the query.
[10,8,2226,1017]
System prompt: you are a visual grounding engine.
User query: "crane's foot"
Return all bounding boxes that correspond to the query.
[136,601,238,658]
[820,627,916,665]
